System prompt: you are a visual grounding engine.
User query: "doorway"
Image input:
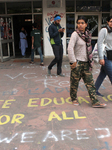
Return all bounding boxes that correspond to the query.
[13,15,32,58]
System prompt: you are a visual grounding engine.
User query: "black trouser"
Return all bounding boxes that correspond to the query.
[48,44,63,75]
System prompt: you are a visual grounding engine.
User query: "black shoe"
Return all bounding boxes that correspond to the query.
[48,69,51,75]
[96,91,104,97]
[22,55,26,58]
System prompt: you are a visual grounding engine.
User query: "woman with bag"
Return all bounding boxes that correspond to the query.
[95,16,112,97]
[68,16,106,108]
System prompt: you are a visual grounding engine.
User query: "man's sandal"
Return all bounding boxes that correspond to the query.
[72,100,79,106]
[92,102,107,108]
[29,61,34,64]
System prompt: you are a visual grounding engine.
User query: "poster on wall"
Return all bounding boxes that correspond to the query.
[0,17,6,40]
[0,17,12,40]
[47,0,60,8]
[7,17,12,39]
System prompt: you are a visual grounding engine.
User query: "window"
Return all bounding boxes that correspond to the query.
[33,1,42,13]
[76,0,100,12]
[0,3,5,14]
[34,15,42,32]
[66,14,75,37]
[102,0,110,12]
[66,0,74,12]
[2,43,8,56]
[102,14,110,27]
[7,2,31,14]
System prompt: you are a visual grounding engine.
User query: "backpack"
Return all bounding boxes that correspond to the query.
[92,28,107,63]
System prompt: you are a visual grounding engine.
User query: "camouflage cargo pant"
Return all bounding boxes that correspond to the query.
[70,61,99,105]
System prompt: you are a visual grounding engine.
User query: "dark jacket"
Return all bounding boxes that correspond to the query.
[48,22,64,45]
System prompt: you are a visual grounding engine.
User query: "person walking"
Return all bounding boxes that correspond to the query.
[95,16,112,96]
[30,23,44,66]
[48,14,65,76]
[19,27,28,57]
[68,16,106,108]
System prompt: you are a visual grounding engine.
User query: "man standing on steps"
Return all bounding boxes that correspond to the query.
[48,14,65,76]
[30,23,44,66]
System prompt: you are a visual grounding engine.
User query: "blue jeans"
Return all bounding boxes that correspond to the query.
[95,56,112,91]
[31,46,43,62]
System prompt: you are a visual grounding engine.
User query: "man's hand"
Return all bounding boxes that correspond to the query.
[32,36,34,49]
[99,59,105,66]
[32,45,34,49]
[70,62,77,69]
[58,28,64,32]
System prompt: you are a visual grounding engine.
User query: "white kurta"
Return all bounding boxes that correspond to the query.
[19,32,28,56]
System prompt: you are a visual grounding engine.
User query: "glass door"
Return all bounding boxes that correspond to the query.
[0,16,15,62]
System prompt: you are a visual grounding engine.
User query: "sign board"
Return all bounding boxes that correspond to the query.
[47,0,60,8]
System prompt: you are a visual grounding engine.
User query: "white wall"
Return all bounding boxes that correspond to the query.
[43,0,66,57]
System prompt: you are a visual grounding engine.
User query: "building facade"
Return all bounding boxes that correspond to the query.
[0,0,111,62]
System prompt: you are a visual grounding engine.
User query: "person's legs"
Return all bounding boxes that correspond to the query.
[20,40,26,56]
[21,48,23,56]
[21,47,26,56]
[70,62,81,102]
[37,47,44,63]
[82,62,99,105]
[48,45,60,70]
[95,56,112,96]
[24,48,26,56]
[103,56,112,84]
[71,61,106,107]
[57,45,63,75]
[31,48,36,62]
[95,66,106,93]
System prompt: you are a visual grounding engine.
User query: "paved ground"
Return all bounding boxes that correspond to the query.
[0,56,112,150]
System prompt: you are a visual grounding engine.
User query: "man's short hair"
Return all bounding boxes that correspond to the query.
[33,23,37,28]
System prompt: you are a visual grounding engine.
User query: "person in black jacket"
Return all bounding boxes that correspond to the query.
[48,14,65,77]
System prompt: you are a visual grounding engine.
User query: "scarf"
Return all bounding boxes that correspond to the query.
[76,28,93,71]
[105,25,112,33]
